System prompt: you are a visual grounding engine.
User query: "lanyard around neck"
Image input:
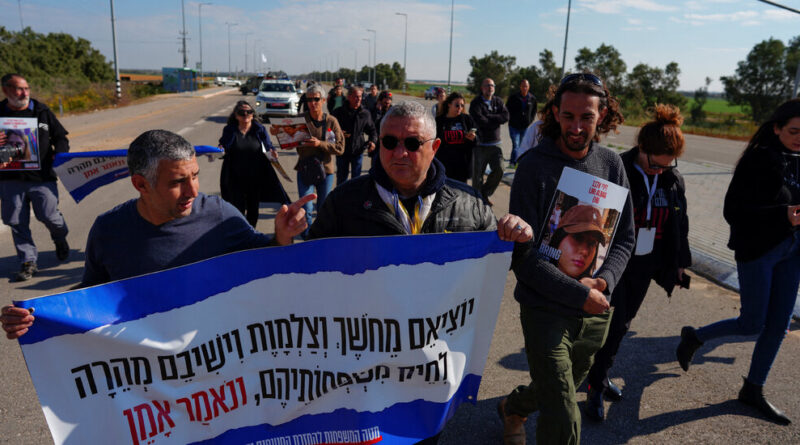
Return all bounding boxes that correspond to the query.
[633,163,659,223]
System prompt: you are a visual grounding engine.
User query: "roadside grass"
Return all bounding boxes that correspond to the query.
[685,97,747,115]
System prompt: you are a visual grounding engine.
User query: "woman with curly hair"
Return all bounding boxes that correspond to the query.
[434,92,476,183]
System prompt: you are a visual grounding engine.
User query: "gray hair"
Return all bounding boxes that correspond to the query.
[128,130,195,185]
[346,85,363,97]
[380,100,436,139]
[306,84,326,97]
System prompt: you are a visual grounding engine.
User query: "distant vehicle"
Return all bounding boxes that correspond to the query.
[424,86,441,100]
[214,77,227,86]
[255,79,300,118]
[224,78,242,87]
[240,76,264,95]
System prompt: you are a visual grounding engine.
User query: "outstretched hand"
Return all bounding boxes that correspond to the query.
[1,305,34,340]
[274,194,317,245]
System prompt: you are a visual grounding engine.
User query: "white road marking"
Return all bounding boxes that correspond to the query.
[193,119,205,126]
[177,127,193,136]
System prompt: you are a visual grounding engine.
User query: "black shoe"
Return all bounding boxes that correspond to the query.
[55,238,69,261]
[604,378,623,401]
[584,387,605,421]
[14,262,37,282]
[738,377,791,425]
[676,326,703,371]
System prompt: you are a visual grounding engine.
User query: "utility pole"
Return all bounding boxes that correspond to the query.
[362,38,371,84]
[396,12,408,87]
[367,29,377,85]
[244,32,253,75]
[560,0,572,79]
[109,0,121,100]
[180,0,188,68]
[17,0,23,30]
[226,22,238,77]
[198,3,211,84]
[447,0,454,91]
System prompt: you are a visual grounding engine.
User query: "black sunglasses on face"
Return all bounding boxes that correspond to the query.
[236,109,254,116]
[560,73,603,87]
[307,97,322,103]
[647,153,678,170]
[381,135,434,152]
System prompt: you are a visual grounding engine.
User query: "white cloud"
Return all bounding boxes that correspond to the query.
[578,0,676,14]
[684,10,758,22]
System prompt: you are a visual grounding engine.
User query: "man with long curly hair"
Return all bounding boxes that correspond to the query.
[497,73,635,445]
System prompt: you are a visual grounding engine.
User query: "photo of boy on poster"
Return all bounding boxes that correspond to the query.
[537,167,627,279]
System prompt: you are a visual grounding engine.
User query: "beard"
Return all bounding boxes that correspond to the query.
[8,96,29,109]
[560,131,592,152]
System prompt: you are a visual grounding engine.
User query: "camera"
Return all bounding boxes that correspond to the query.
[0,144,24,163]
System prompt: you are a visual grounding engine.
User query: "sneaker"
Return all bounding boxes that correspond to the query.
[14,262,38,282]
[55,238,70,261]
[676,326,703,371]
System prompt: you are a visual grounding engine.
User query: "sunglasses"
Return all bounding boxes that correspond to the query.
[306,97,322,103]
[647,153,678,171]
[560,73,603,87]
[381,135,434,152]
[236,109,254,116]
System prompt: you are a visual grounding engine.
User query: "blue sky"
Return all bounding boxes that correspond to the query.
[3,0,799,92]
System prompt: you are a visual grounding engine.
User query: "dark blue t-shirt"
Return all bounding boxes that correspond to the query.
[82,193,273,287]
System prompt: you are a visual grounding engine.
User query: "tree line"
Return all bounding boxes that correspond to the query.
[468,37,800,124]
[299,63,407,90]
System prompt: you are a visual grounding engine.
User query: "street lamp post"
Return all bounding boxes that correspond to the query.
[447,0,454,91]
[560,0,572,79]
[367,29,376,86]
[198,2,211,84]
[395,12,407,89]
[362,38,371,85]
[226,22,238,77]
[180,0,188,68]
[254,39,261,74]
[756,0,800,97]
[244,32,253,75]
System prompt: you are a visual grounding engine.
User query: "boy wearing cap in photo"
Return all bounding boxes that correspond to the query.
[548,204,609,279]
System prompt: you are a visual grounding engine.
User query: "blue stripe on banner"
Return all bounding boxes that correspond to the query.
[16,232,510,345]
[53,145,222,166]
[69,167,130,202]
[189,374,483,445]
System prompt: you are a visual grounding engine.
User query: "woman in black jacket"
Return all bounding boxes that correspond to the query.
[218,100,289,228]
[434,92,476,183]
[677,99,800,425]
[586,104,691,421]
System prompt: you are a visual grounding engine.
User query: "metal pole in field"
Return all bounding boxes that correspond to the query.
[226,22,238,77]
[244,32,253,75]
[362,38,371,84]
[353,47,357,83]
[109,0,121,100]
[17,0,23,30]
[367,29,376,85]
[395,12,408,85]
[198,3,211,84]
[560,0,572,79]
[755,0,800,97]
[447,0,453,90]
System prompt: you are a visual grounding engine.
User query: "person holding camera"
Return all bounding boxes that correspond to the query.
[584,104,691,422]
[0,73,70,281]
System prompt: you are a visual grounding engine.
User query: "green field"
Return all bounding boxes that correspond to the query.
[685,97,747,115]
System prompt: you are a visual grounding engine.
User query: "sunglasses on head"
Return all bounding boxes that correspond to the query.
[560,73,603,87]
[306,97,322,103]
[236,109,254,116]
[381,135,434,152]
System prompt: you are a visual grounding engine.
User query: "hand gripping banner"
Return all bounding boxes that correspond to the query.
[16,232,512,445]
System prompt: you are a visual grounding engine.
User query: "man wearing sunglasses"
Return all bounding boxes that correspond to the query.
[498,73,635,445]
[332,86,377,185]
[469,78,509,205]
[306,99,532,444]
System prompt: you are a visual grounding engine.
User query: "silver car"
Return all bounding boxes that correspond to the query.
[255,80,300,117]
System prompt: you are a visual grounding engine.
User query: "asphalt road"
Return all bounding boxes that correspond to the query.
[1,88,798,444]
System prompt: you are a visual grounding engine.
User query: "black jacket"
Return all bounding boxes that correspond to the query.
[332,105,377,157]
[308,159,496,238]
[0,98,69,182]
[621,147,691,295]
[506,92,537,130]
[468,95,509,145]
[724,143,798,262]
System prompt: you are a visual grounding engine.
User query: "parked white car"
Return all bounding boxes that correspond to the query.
[255,80,300,118]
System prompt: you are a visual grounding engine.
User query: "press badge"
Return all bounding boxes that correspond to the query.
[635,227,656,256]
